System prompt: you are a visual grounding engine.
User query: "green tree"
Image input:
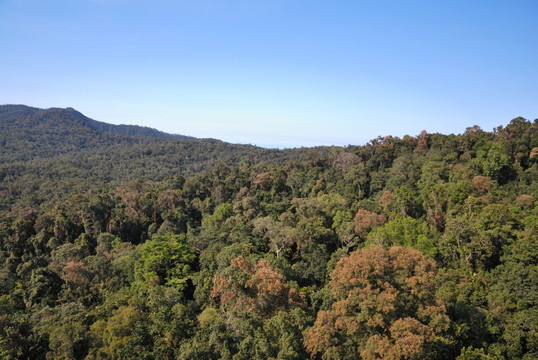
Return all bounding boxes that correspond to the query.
[367,216,436,258]
[486,230,538,359]
[134,233,196,290]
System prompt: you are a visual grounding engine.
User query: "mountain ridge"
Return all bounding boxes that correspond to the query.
[0,104,324,210]
[0,104,194,137]
[0,105,197,163]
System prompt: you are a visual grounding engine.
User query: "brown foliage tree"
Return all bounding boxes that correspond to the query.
[304,245,449,359]
[62,261,89,286]
[471,176,492,194]
[211,256,305,318]
[515,194,534,208]
[414,130,429,154]
[354,209,386,238]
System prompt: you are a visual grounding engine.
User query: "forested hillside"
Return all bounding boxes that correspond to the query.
[0,106,322,211]
[0,105,195,162]
[0,110,536,359]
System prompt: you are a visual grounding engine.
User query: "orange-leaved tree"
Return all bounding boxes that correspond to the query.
[354,209,386,239]
[304,245,450,360]
[211,256,305,318]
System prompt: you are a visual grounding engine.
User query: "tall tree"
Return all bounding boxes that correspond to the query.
[304,245,450,359]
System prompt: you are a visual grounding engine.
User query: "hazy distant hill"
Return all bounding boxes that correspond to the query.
[0,105,323,209]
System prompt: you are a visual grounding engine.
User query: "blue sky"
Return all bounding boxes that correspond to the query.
[1,0,537,148]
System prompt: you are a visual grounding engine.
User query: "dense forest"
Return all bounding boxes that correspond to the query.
[0,107,536,359]
[0,106,323,211]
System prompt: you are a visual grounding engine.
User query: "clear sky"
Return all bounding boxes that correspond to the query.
[1,0,537,148]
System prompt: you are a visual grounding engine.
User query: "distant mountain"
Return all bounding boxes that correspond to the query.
[0,105,193,162]
[0,105,193,139]
[0,105,324,210]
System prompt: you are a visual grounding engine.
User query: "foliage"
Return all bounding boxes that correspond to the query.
[0,108,536,358]
[134,233,196,290]
[304,245,450,359]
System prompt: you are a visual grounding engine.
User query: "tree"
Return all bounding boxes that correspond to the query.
[415,130,430,154]
[485,231,538,359]
[45,309,89,360]
[367,216,436,258]
[211,256,305,318]
[440,203,517,271]
[134,233,196,290]
[353,209,386,239]
[88,304,151,359]
[304,245,450,359]
[252,217,299,258]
